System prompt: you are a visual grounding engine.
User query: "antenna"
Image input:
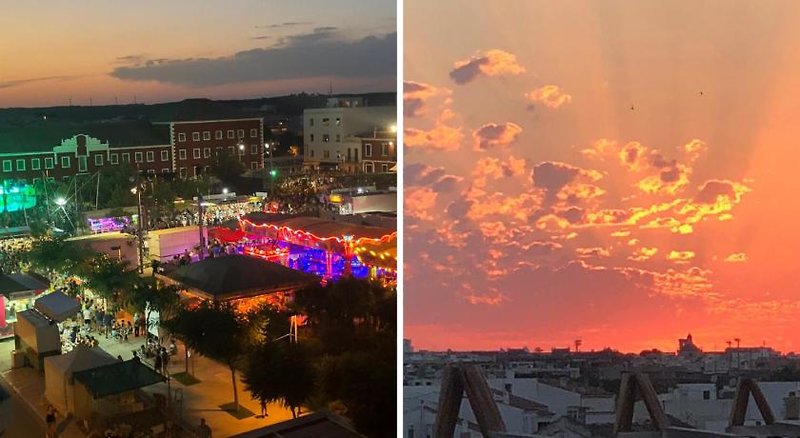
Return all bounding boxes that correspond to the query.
[328,80,333,96]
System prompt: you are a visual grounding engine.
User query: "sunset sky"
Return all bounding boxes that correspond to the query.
[404,0,800,353]
[0,0,395,108]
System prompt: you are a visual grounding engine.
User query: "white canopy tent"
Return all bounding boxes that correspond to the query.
[44,345,118,415]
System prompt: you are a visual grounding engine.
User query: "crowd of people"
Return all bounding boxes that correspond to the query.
[0,236,33,274]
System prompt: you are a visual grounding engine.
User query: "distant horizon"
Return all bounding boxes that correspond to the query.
[0,89,398,111]
[0,1,396,108]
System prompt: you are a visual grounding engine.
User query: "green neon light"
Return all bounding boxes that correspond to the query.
[0,182,37,212]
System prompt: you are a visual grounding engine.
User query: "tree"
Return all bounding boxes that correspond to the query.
[26,236,95,277]
[208,149,245,186]
[162,302,254,411]
[242,340,317,419]
[79,254,138,304]
[127,277,181,332]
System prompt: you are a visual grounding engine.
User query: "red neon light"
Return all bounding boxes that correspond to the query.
[239,219,397,247]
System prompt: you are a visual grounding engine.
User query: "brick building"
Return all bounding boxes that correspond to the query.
[0,118,264,184]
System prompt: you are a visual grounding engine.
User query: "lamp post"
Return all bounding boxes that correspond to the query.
[264,142,275,195]
[131,187,145,274]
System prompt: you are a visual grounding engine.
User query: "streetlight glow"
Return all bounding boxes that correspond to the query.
[55,197,67,207]
[389,124,397,133]
[222,188,229,194]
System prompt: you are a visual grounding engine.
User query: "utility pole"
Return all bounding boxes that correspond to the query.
[197,193,205,261]
[135,187,145,274]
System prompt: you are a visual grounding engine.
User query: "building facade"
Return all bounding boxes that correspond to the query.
[0,118,265,184]
[303,105,395,171]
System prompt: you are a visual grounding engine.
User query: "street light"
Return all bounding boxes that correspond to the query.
[55,197,66,207]
[237,142,245,163]
[389,124,397,133]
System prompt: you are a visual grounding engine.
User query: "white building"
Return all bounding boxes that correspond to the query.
[303,105,395,171]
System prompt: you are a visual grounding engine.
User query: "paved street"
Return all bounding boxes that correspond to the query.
[0,353,45,437]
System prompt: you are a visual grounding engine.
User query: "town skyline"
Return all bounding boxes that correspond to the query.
[0,0,396,108]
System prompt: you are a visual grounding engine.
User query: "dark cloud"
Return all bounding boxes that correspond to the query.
[111,30,396,87]
[532,161,580,195]
[695,180,737,204]
[256,21,314,29]
[446,200,473,220]
[115,54,147,65]
[450,58,488,84]
[251,35,272,41]
[0,75,83,90]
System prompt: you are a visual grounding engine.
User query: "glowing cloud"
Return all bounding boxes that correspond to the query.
[667,250,696,263]
[404,80,451,117]
[450,49,525,84]
[405,108,464,151]
[473,122,523,150]
[525,85,572,109]
[724,252,748,263]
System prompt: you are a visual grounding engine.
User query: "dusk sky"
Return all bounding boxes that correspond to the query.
[405,0,800,353]
[0,0,395,108]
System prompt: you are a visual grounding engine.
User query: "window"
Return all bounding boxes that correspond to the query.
[193,148,201,159]
[310,150,315,158]
[45,157,54,169]
[251,162,258,169]
[323,150,330,159]
[33,177,41,185]
[703,390,711,400]
[179,167,187,178]
[322,134,330,143]
[335,117,341,126]
[215,130,223,140]
[250,144,258,155]
[227,130,235,139]
[122,153,130,164]
[47,176,55,182]
[162,168,170,173]
[365,162,374,173]
[94,154,103,166]
[203,148,211,158]
[78,156,88,172]
[322,118,330,127]
[192,132,200,141]
[178,133,186,142]
[237,129,244,138]
[61,156,71,168]
[31,158,40,170]
[309,134,315,142]
[381,164,389,172]
[215,147,222,155]
[250,128,257,138]
[161,150,169,161]
[16,159,25,171]
[110,154,118,165]
[309,118,314,127]
[228,146,235,154]
[2,160,11,172]
[335,134,341,142]
[146,151,155,162]
[147,169,155,174]
[177,149,186,160]
[382,143,391,156]
[135,152,143,163]
[203,131,210,140]
[364,143,372,157]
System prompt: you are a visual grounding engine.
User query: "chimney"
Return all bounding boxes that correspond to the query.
[785,392,800,420]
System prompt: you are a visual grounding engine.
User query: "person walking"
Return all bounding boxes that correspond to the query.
[45,404,58,438]
[154,352,163,374]
[260,399,268,418]
[161,347,170,377]
[197,418,212,438]
[133,312,140,337]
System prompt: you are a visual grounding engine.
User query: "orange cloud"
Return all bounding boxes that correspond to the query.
[667,250,696,263]
[404,80,451,117]
[405,186,438,220]
[473,122,523,150]
[629,246,658,262]
[404,107,464,151]
[724,252,747,263]
[450,49,525,84]
[525,85,572,109]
